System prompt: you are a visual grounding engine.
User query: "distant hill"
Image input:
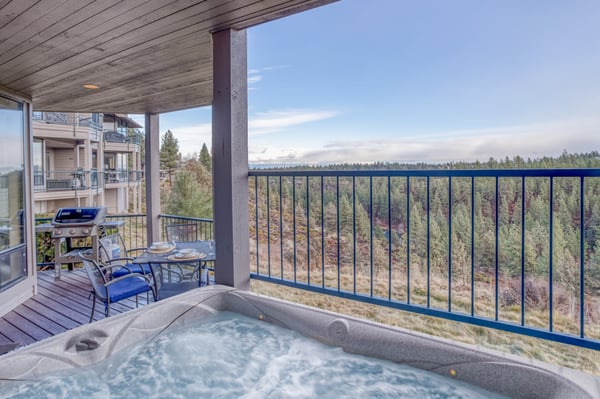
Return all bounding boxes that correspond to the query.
[249,151,600,171]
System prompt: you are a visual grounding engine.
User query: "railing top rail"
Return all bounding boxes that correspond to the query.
[158,214,214,223]
[249,168,600,178]
[105,214,147,218]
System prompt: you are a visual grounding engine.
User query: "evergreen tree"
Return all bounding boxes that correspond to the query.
[160,130,180,186]
[199,142,212,172]
[164,170,212,218]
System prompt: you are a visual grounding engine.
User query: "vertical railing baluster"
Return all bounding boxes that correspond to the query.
[549,177,554,332]
[388,176,392,301]
[321,176,325,289]
[293,176,297,283]
[352,176,357,295]
[280,176,283,279]
[495,176,499,321]
[448,176,452,312]
[407,176,411,304]
[267,176,271,277]
[337,176,341,292]
[427,176,431,308]
[370,176,374,297]
[307,176,311,286]
[255,176,259,274]
[580,176,585,338]
[471,176,475,317]
[521,177,526,326]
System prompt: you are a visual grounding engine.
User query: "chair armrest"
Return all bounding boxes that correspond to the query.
[105,257,135,264]
[127,247,148,256]
[98,263,126,273]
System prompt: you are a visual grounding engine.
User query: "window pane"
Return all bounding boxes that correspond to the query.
[0,95,26,289]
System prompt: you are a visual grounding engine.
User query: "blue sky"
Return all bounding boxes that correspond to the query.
[132,0,600,165]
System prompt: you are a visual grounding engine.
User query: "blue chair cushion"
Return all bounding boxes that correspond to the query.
[108,277,152,303]
[111,263,152,278]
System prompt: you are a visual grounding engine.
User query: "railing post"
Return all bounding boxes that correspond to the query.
[212,28,250,289]
[145,113,161,245]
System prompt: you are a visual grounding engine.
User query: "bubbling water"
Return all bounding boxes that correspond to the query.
[1,312,506,398]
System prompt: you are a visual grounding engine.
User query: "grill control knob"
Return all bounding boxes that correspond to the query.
[54,229,62,236]
[82,228,90,235]
[69,229,76,235]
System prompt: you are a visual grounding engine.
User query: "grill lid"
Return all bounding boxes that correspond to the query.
[52,207,107,226]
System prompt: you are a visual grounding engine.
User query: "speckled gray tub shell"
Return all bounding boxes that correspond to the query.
[0,285,598,399]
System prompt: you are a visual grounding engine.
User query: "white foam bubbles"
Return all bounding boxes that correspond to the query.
[0,313,506,399]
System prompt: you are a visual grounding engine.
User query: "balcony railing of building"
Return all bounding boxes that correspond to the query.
[33,169,144,192]
[103,130,144,146]
[249,168,600,351]
[33,169,101,192]
[33,112,103,132]
[104,169,144,184]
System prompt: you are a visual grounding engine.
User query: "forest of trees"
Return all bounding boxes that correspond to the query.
[158,133,600,336]
[249,152,600,337]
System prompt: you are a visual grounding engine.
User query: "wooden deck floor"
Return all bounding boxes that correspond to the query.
[0,269,153,351]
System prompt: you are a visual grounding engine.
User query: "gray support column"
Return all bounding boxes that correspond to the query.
[212,29,250,289]
[145,113,161,244]
[83,138,91,204]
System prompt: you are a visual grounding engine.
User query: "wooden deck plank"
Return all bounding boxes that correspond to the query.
[37,270,146,313]
[29,294,92,326]
[11,305,68,337]
[19,300,81,331]
[0,270,167,351]
[36,281,100,317]
[0,318,36,346]
[40,276,137,315]
[1,312,50,342]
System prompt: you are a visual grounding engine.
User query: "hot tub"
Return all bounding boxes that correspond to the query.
[0,285,598,398]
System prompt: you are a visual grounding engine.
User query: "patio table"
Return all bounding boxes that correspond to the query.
[132,240,215,299]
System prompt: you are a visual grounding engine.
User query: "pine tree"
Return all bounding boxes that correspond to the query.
[164,170,213,218]
[160,130,179,187]
[199,142,212,172]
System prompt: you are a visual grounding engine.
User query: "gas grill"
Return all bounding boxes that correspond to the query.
[51,207,107,279]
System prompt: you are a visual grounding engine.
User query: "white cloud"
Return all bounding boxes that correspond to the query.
[167,123,212,158]
[249,119,600,165]
[162,109,337,158]
[248,75,262,85]
[248,65,289,89]
[249,109,338,136]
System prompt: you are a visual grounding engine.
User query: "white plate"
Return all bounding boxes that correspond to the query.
[175,251,198,258]
[178,248,196,255]
[150,242,170,250]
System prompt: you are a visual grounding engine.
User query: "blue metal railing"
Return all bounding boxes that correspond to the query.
[159,214,214,242]
[249,168,600,350]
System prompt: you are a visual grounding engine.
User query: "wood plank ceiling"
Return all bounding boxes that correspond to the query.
[0,0,337,114]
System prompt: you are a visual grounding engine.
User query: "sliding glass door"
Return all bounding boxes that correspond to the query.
[0,95,26,290]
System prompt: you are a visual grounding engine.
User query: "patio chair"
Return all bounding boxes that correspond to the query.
[99,233,161,296]
[80,253,155,322]
[165,223,198,242]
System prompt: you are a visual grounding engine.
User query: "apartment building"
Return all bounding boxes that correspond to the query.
[32,112,143,214]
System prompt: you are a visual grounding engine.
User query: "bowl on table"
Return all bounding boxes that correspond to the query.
[174,249,199,259]
[150,242,172,251]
